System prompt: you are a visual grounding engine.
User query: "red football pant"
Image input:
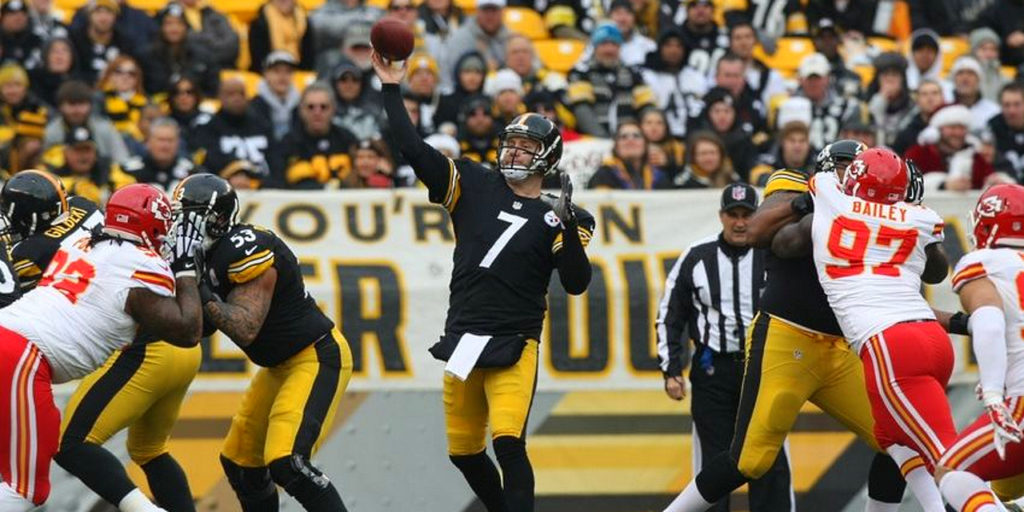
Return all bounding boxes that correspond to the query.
[860,321,957,471]
[939,395,1024,479]
[0,326,58,505]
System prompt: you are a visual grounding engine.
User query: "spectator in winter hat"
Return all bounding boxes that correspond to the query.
[907,28,942,91]
[948,55,1001,133]
[867,52,914,147]
[904,104,1008,191]
[484,68,525,125]
[605,0,655,66]
[969,27,1007,103]
[893,78,946,155]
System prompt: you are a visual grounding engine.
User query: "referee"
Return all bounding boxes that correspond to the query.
[656,182,793,512]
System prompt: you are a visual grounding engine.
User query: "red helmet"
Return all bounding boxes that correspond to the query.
[971,184,1024,249]
[842,148,908,205]
[103,184,173,253]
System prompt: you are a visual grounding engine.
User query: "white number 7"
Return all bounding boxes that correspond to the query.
[479,211,528,268]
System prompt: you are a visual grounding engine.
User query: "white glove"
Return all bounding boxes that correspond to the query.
[983,392,1023,460]
[168,211,206,278]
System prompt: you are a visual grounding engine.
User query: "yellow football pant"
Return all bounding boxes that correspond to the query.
[60,341,202,465]
[732,313,881,479]
[444,339,539,456]
[222,329,353,467]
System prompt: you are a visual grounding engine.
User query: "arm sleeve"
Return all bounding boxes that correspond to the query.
[554,208,595,295]
[656,254,693,377]
[970,305,1008,400]
[381,83,462,210]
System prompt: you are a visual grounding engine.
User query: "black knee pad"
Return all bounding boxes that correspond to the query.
[493,436,527,465]
[268,455,331,491]
[220,454,276,501]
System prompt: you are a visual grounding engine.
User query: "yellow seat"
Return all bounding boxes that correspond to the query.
[366,0,387,8]
[754,37,815,74]
[126,0,167,14]
[454,0,475,15]
[503,7,547,40]
[212,0,260,24]
[54,0,88,12]
[1003,65,1017,80]
[220,69,262,98]
[535,39,585,74]
[940,37,970,74]
[868,36,899,54]
[293,71,316,91]
[298,0,325,10]
[852,64,875,87]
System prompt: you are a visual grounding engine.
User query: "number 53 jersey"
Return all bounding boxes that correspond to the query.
[808,171,944,352]
[433,159,595,340]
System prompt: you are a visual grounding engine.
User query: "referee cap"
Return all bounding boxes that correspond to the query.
[721,182,758,212]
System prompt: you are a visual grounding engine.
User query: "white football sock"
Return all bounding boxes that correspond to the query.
[939,471,1002,512]
[663,481,713,512]
[887,444,945,512]
[118,488,166,512]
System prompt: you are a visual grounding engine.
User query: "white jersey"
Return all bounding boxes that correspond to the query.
[952,248,1024,396]
[0,238,175,383]
[809,171,944,352]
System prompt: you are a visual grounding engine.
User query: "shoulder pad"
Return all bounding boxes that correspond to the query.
[215,225,277,285]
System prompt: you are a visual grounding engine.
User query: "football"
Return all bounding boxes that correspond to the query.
[371,17,415,61]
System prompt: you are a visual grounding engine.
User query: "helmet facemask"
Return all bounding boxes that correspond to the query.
[497,133,558,182]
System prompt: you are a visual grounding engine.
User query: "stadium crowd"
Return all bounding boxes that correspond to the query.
[0,0,1022,197]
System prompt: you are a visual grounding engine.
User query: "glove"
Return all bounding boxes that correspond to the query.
[554,173,577,227]
[791,192,814,217]
[169,211,206,277]
[983,392,1023,460]
[948,311,970,335]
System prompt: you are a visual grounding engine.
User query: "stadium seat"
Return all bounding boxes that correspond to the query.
[455,0,475,15]
[867,37,899,55]
[294,71,317,91]
[1003,65,1017,79]
[54,0,87,12]
[212,0,260,24]
[940,37,970,74]
[298,0,326,10]
[535,39,585,74]
[220,69,262,98]
[753,37,815,74]
[504,7,548,40]
[127,0,167,14]
[852,64,875,87]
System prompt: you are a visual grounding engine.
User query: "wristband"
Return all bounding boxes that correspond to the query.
[948,311,970,335]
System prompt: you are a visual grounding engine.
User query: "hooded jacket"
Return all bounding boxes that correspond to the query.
[434,51,487,130]
[906,28,944,91]
[640,29,707,139]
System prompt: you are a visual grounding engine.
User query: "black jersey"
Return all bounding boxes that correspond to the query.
[204,224,334,367]
[758,169,842,335]
[0,240,22,308]
[11,196,102,291]
[427,158,595,343]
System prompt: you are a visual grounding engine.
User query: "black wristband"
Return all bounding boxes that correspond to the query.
[791,192,814,217]
[948,311,970,336]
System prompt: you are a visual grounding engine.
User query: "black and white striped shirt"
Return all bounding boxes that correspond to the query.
[656,233,766,376]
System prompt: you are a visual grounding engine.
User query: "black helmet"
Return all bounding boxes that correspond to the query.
[815,139,867,174]
[0,170,68,240]
[172,173,238,239]
[905,158,924,204]
[497,113,563,180]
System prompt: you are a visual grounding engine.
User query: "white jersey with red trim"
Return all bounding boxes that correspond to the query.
[951,248,1024,396]
[809,171,944,352]
[0,238,175,383]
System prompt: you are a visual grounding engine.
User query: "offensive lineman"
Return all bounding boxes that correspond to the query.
[374,50,595,512]
[663,141,926,512]
[0,184,205,511]
[934,184,1024,512]
[175,173,354,511]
